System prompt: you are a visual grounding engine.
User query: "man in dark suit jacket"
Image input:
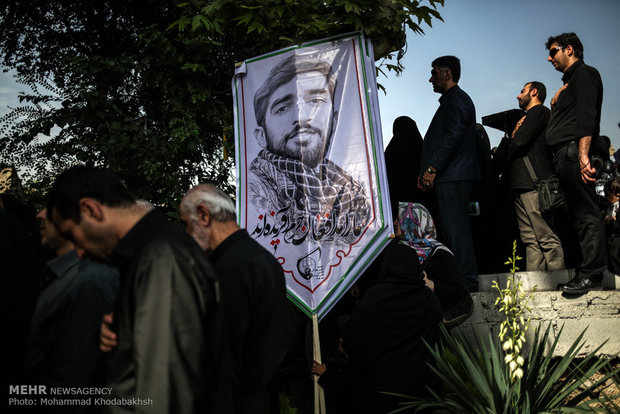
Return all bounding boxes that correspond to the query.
[418,55,481,291]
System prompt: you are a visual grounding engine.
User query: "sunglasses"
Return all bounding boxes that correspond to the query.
[549,46,563,58]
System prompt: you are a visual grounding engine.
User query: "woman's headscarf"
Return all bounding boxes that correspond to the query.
[397,202,452,264]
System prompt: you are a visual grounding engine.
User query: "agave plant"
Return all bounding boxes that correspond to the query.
[387,242,619,413]
[388,323,618,413]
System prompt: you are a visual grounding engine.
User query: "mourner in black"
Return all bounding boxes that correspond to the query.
[545,32,607,294]
[49,166,231,414]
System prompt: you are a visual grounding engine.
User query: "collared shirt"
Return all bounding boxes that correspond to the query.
[26,250,119,388]
[420,85,481,183]
[546,59,603,147]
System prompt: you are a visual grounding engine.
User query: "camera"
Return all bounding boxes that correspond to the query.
[591,155,615,179]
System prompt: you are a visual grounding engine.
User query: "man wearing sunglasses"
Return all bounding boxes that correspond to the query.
[545,32,607,294]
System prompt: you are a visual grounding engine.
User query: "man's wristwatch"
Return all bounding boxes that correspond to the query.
[427,167,436,174]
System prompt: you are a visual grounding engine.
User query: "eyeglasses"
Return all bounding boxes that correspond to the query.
[549,46,563,58]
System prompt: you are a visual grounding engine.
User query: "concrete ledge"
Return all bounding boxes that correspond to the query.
[478,269,620,292]
[456,290,620,358]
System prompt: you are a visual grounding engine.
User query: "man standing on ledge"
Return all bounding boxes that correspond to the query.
[418,55,481,292]
[545,32,607,294]
[494,81,565,271]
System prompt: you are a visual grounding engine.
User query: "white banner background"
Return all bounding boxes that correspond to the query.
[233,32,392,319]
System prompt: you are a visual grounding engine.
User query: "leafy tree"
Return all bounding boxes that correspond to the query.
[0,0,443,211]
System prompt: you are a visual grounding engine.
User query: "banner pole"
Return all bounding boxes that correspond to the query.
[312,313,326,414]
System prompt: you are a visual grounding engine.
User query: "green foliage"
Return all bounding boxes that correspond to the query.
[387,244,620,413]
[171,0,444,65]
[0,0,443,209]
[278,391,298,414]
[389,324,619,413]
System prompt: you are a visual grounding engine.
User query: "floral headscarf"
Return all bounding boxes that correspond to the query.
[397,202,451,264]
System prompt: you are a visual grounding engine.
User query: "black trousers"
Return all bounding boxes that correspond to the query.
[434,180,478,289]
[552,141,607,277]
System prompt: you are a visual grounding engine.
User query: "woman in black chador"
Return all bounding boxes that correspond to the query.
[312,204,443,413]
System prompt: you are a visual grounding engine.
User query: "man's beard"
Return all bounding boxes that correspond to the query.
[271,124,329,168]
[518,95,530,110]
[297,144,324,169]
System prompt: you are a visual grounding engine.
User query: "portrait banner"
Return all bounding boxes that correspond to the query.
[232,32,393,319]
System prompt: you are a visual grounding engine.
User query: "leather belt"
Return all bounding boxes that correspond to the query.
[549,139,575,157]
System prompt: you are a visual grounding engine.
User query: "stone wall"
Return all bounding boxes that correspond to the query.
[454,270,620,358]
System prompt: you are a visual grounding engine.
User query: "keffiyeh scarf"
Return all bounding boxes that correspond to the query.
[259,150,370,217]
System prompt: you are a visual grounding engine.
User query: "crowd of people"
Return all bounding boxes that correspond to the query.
[385,32,620,294]
[2,31,619,414]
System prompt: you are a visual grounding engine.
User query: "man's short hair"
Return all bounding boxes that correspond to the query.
[527,81,547,104]
[545,32,584,60]
[48,165,135,222]
[432,55,461,83]
[253,54,337,130]
[182,183,237,223]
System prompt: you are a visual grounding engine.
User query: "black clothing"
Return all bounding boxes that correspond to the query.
[423,248,468,308]
[420,85,480,288]
[546,60,603,147]
[420,85,480,183]
[546,60,607,278]
[26,251,118,389]
[495,104,555,190]
[384,116,432,211]
[3,209,42,385]
[324,239,442,413]
[606,218,620,274]
[105,209,230,414]
[472,123,516,275]
[552,142,607,277]
[209,229,287,414]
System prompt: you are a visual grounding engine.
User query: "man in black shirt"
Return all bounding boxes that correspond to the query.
[495,81,564,271]
[545,32,607,293]
[180,183,288,414]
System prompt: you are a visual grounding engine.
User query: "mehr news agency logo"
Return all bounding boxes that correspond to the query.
[8,385,153,408]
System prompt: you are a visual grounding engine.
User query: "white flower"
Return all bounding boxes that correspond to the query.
[502,340,512,351]
[509,360,517,371]
[514,368,524,379]
[517,356,524,366]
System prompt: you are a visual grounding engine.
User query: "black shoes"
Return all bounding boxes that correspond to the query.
[442,293,474,328]
[558,273,603,295]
